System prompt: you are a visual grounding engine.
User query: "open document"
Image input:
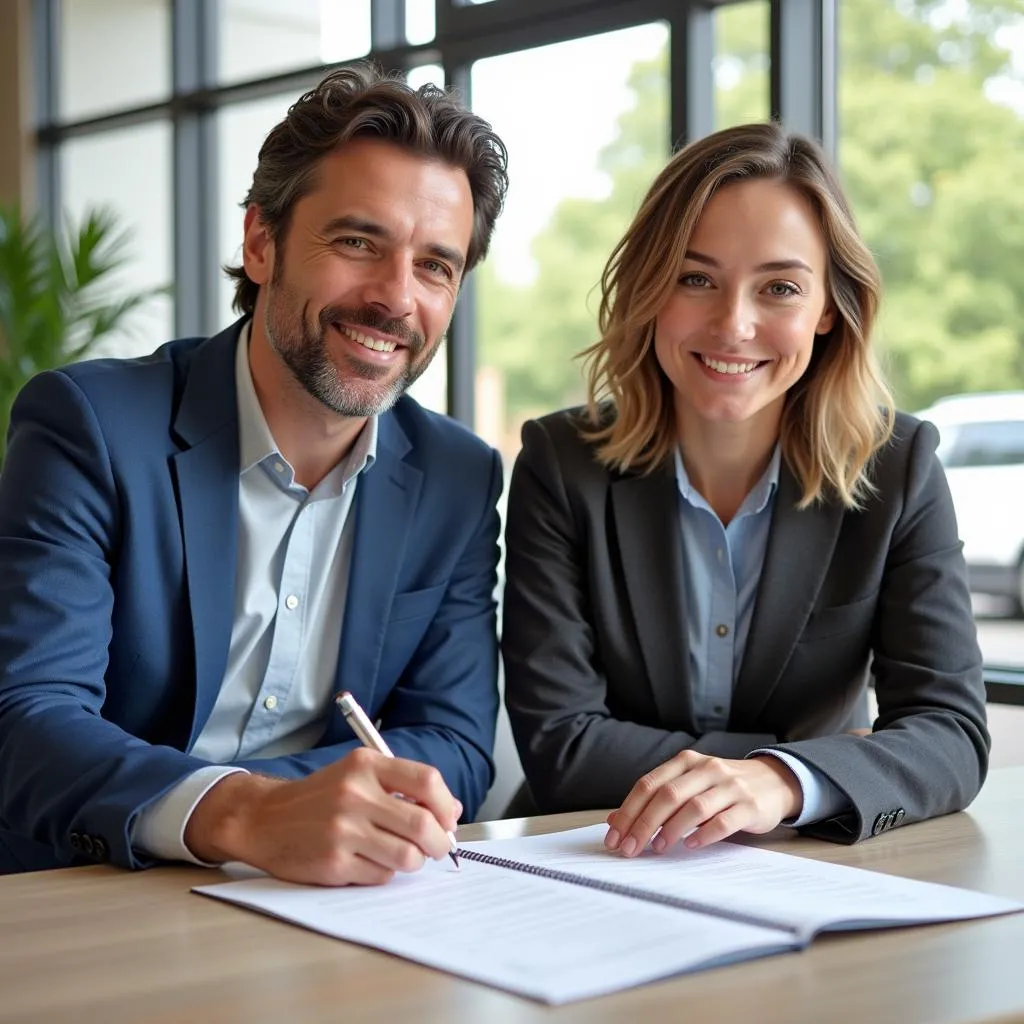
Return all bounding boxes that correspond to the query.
[194,824,1023,1005]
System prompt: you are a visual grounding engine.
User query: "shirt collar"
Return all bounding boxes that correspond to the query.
[234,321,379,491]
[674,442,781,518]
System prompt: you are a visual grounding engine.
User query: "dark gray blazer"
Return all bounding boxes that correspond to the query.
[501,408,990,843]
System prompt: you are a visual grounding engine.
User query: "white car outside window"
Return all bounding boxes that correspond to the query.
[915,392,1024,615]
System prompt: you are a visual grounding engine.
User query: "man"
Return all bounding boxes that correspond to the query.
[0,63,509,885]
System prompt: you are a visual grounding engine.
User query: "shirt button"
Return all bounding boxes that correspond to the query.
[285,594,300,610]
[715,624,729,637]
[717,548,725,563]
[263,695,278,711]
[713,704,725,715]
[274,461,285,473]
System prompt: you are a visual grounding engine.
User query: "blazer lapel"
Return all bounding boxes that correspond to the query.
[730,463,845,728]
[169,325,242,746]
[610,466,695,730]
[326,412,423,736]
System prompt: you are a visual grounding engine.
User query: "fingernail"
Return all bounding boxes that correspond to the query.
[685,836,699,849]
[621,836,638,857]
[605,828,621,849]
[652,835,666,853]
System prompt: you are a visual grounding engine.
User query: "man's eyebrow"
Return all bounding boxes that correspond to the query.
[322,215,466,275]
[684,249,814,274]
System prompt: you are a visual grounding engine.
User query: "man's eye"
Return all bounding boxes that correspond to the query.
[422,260,452,279]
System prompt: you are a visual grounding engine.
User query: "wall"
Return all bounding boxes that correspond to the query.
[0,0,33,207]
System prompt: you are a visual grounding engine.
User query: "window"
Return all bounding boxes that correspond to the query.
[839,0,1024,661]
[471,23,670,466]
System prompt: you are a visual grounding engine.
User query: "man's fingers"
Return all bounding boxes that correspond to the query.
[367,792,452,863]
[338,853,398,887]
[373,754,459,830]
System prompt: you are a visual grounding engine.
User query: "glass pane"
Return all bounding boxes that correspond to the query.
[217,94,295,325]
[714,0,770,128]
[472,23,669,469]
[406,0,435,45]
[839,0,1024,665]
[407,64,445,92]
[59,0,171,120]
[61,122,174,358]
[218,0,370,85]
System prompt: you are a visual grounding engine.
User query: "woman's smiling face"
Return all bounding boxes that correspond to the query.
[654,177,835,441]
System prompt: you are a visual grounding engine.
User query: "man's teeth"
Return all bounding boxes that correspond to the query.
[341,326,398,353]
[701,355,760,375]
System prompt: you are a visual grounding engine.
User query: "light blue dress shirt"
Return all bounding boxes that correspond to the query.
[673,447,849,827]
[132,324,378,862]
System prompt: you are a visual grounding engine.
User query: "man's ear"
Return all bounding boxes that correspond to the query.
[241,206,274,286]
[815,303,836,336]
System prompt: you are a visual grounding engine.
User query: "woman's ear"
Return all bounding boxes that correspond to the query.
[815,303,836,336]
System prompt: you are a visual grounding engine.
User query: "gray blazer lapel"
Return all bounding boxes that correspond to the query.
[610,467,695,729]
[730,464,845,728]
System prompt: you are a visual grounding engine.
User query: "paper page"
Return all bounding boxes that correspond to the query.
[195,853,794,1005]
[462,824,1023,936]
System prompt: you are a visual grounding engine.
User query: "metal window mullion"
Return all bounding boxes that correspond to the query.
[443,61,476,426]
[670,2,714,148]
[33,0,60,223]
[172,0,220,337]
[770,0,837,155]
[371,0,407,52]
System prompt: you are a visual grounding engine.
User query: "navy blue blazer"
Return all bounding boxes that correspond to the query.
[0,322,502,872]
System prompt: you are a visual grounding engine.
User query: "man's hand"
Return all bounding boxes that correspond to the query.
[604,751,802,856]
[184,747,461,886]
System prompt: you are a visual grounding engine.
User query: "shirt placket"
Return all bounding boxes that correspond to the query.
[237,499,315,758]
[705,514,737,731]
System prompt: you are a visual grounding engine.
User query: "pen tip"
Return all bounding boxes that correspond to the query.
[449,852,460,871]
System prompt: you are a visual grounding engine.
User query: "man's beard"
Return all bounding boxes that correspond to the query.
[263,275,439,418]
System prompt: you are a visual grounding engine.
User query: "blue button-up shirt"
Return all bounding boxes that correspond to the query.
[674,447,848,826]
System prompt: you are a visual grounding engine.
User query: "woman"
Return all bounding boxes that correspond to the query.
[501,123,989,855]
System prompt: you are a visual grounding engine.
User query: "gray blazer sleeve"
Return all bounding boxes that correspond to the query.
[772,421,990,842]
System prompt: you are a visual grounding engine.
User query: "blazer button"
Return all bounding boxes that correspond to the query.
[69,832,82,851]
[872,813,888,836]
[94,838,108,861]
[894,809,905,826]
[81,835,95,856]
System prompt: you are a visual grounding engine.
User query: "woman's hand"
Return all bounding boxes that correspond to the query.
[604,751,803,856]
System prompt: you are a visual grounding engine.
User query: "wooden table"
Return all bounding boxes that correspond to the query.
[2,767,1024,1024]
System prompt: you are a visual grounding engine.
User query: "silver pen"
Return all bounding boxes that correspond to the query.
[335,691,460,869]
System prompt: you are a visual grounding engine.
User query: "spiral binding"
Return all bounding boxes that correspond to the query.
[459,849,801,937]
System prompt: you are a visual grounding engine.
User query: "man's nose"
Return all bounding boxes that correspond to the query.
[361,255,415,320]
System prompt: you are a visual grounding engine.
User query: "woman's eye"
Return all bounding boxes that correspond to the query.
[768,281,799,297]
[679,272,711,288]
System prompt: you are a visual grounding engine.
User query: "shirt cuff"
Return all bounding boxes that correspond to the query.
[748,749,850,827]
[130,766,250,865]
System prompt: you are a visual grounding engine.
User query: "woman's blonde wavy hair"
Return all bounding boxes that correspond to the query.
[580,122,894,509]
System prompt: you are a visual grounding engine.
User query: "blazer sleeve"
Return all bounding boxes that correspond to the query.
[502,418,762,812]
[237,448,504,822]
[0,372,209,869]
[771,420,990,843]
